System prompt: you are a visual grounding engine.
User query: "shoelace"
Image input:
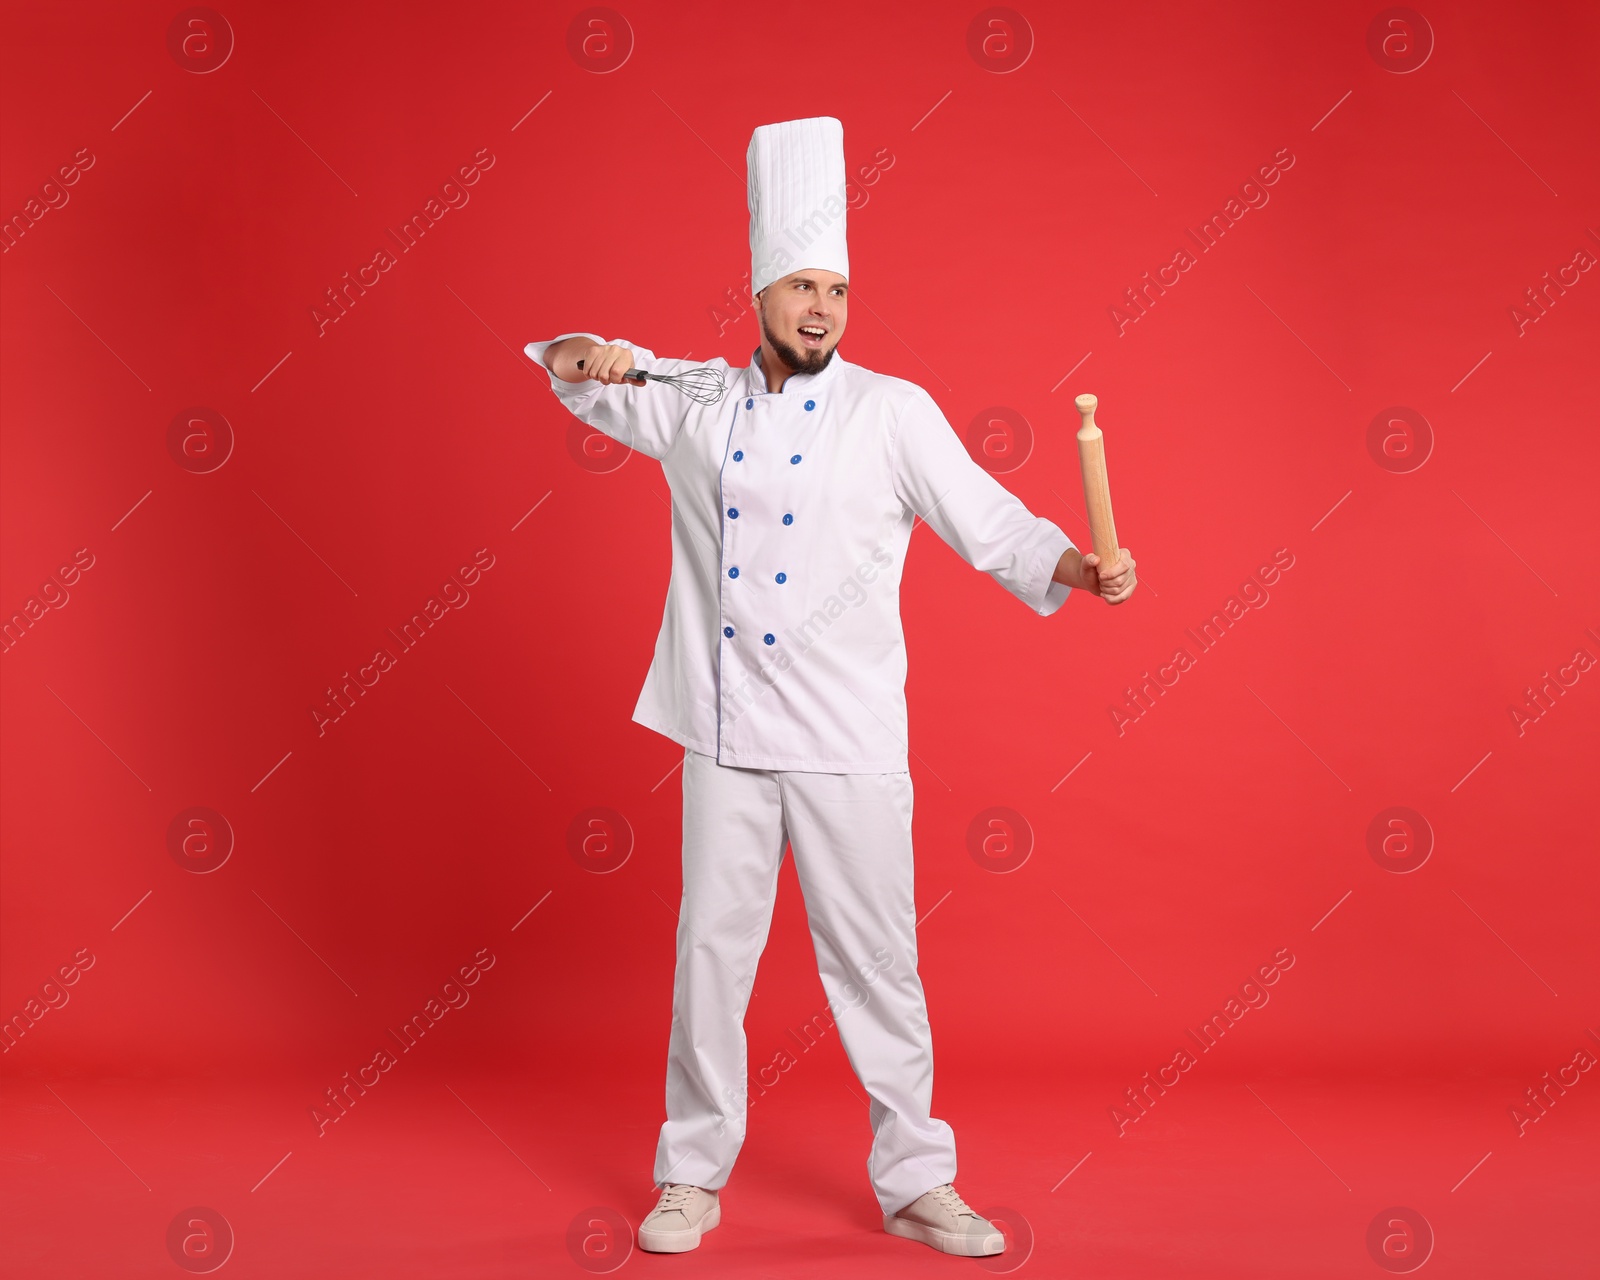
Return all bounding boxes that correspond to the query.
[927,1184,977,1217]
[655,1183,700,1214]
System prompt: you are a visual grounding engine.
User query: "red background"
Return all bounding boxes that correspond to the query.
[2,1,1596,1276]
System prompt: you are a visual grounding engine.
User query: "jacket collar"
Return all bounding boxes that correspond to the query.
[742,345,847,398]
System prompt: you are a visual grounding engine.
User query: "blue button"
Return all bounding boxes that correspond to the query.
[763,633,775,645]
[728,507,739,518]
[733,449,743,461]
[782,513,793,525]
[790,454,802,464]
[775,572,787,583]
[728,566,739,578]
[745,398,753,410]
[723,625,734,637]
[804,399,815,411]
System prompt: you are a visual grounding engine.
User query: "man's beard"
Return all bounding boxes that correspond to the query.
[759,305,835,377]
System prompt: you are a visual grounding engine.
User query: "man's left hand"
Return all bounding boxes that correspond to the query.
[1083,548,1137,604]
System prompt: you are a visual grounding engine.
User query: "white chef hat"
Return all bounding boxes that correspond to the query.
[747,116,850,297]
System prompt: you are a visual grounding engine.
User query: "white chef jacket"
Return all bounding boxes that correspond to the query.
[523,332,1076,773]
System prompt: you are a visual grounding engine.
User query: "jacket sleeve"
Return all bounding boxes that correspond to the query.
[890,386,1076,616]
[523,331,700,462]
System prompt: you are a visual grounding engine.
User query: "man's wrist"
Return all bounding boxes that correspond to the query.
[545,337,591,383]
[1053,547,1093,592]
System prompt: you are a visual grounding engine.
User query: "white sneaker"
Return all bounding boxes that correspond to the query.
[638,1182,720,1253]
[883,1183,1005,1256]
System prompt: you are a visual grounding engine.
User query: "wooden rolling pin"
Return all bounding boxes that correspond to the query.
[1073,393,1121,571]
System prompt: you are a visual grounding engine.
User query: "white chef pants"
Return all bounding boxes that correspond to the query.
[651,747,957,1216]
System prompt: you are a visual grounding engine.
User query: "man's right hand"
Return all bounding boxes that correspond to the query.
[546,338,641,386]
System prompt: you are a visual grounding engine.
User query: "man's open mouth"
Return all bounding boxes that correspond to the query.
[798,325,827,347]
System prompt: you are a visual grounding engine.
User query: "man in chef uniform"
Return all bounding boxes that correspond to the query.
[525,116,1135,1258]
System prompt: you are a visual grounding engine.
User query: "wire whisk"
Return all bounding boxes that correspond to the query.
[576,358,728,407]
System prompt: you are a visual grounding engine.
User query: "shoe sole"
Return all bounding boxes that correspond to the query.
[883,1214,1004,1256]
[638,1201,720,1253]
